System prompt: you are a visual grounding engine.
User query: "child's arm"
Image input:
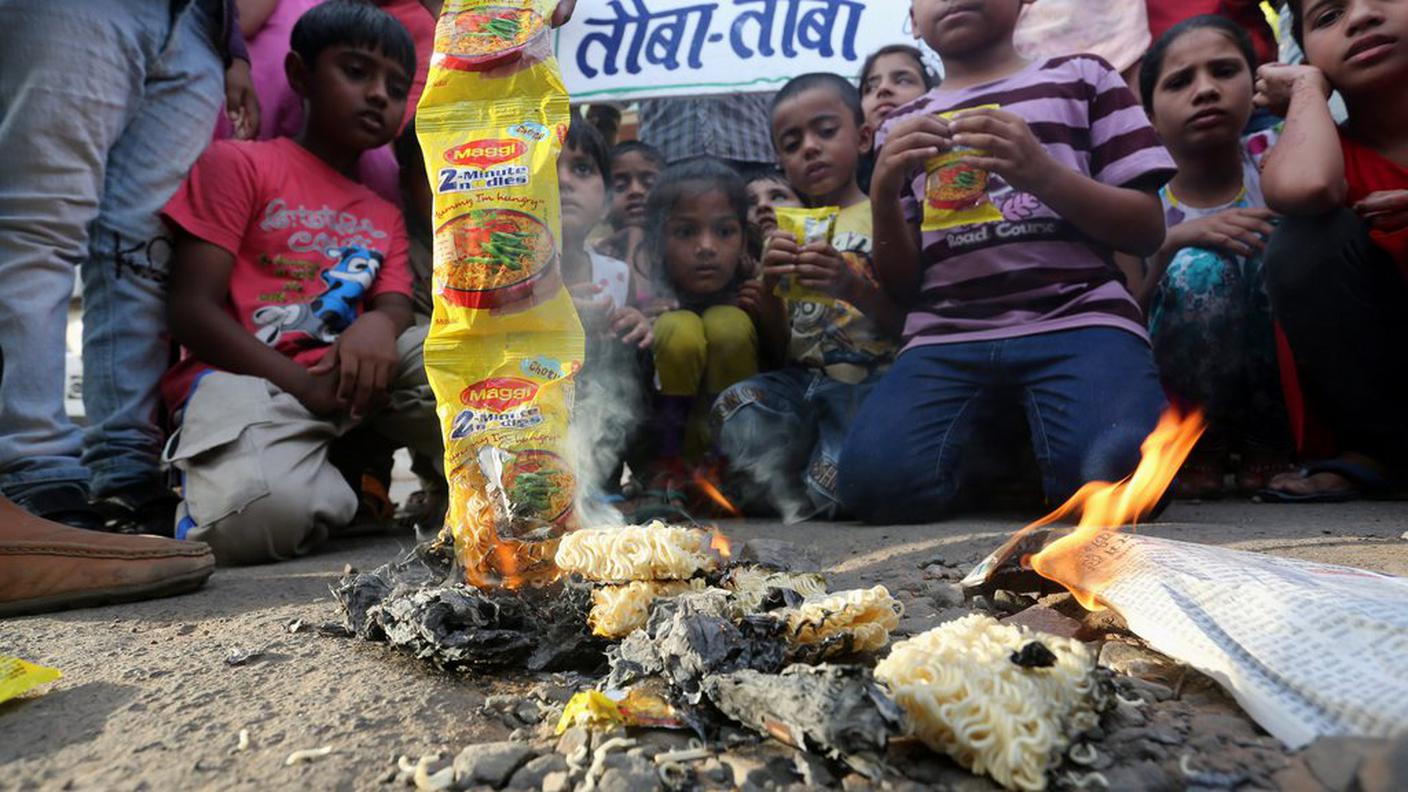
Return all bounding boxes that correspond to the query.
[743,232,795,368]
[1255,64,1346,214]
[870,115,953,295]
[950,108,1166,256]
[167,235,344,416]
[792,242,906,338]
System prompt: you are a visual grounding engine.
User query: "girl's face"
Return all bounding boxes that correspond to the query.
[1150,28,1254,154]
[1302,0,1408,99]
[746,176,802,236]
[609,151,661,229]
[861,52,929,133]
[663,187,745,297]
[558,142,608,241]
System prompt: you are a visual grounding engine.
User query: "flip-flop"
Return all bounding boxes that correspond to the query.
[1255,458,1389,504]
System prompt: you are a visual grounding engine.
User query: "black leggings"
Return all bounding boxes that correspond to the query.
[1264,208,1408,467]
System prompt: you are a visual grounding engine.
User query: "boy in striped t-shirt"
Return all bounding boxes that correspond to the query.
[838,0,1178,523]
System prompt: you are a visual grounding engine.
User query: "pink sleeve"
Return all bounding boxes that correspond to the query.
[161,141,260,255]
[369,212,413,299]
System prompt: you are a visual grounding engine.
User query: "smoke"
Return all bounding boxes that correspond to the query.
[723,442,815,525]
[568,344,646,528]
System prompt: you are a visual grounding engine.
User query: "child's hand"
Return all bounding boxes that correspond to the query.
[294,368,346,418]
[1255,63,1332,117]
[737,278,780,322]
[610,305,653,349]
[950,108,1060,196]
[570,282,613,328]
[224,59,261,141]
[309,311,399,420]
[761,230,800,288]
[796,242,855,301]
[1168,208,1277,257]
[871,114,952,198]
[551,0,576,26]
[1355,191,1408,232]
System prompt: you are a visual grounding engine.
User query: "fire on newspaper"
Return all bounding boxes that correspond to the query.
[963,409,1408,749]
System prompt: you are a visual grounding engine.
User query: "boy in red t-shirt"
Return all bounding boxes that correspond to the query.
[160,1,437,564]
[1257,0,1408,501]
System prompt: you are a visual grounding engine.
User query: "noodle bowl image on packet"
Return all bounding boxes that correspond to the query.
[772,206,838,306]
[923,105,1005,233]
[417,0,583,588]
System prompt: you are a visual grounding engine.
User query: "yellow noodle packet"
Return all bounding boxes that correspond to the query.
[772,206,839,306]
[1,655,61,704]
[922,105,1005,233]
[417,0,584,588]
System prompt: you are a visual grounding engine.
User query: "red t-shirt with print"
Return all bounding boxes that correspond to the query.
[160,137,412,409]
[1339,131,1408,275]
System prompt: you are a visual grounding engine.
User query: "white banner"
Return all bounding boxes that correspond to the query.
[552,0,933,101]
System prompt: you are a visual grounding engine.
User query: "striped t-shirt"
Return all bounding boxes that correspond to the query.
[878,55,1176,351]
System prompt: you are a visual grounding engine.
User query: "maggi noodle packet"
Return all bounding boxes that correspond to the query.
[417,0,583,588]
[772,206,839,306]
[922,105,1005,233]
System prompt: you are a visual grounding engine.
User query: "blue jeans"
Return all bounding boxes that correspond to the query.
[838,327,1167,524]
[713,368,880,521]
[0,0,224,500]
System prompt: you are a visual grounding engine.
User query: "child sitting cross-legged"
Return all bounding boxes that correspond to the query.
[1136,16,1292,498]
[1255,0,1408,502]
[645,160,761,497]
[160,1,439,564]
[713,74,903,520]
[838,0,1177,523]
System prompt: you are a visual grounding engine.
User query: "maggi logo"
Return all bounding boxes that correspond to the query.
[445,138,527,169]
[460,377,539,411]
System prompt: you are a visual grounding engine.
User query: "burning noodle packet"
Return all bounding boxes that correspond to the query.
[772,206,839,306]
[417,0,584,588]
[922,105,1004,233]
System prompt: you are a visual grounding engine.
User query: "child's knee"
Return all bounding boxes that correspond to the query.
[185,483,350,565]
[701,305,758,356]
[652,310,707,364]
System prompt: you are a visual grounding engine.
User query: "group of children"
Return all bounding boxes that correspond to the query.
[5,0,1405,565]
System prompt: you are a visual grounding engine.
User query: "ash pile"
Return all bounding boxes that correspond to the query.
[329,522,1365,792]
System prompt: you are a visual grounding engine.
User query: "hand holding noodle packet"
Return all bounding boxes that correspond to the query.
[922,106,1005,233]
[771,206,839,305]
[417,0,584,588]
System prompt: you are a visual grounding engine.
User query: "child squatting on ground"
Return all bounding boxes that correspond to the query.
[646,160,761,490]
[160,2,441,565]
[713,73,903,521]
[1256,0,1408,501]
[1136,16,1292,499]
[837,0,1177,523]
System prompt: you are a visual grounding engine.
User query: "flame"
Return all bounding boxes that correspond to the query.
[1021,408,1206,611]
[710,531,733,560]
[692,471,742,518]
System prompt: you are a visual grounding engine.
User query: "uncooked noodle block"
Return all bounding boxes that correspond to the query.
[874,614,1100,791]
[555,523,717,583]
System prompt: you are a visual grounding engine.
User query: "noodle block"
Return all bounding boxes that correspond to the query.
[588,579,706,639]
[874,614,1100,792]
[783,585,902,653]
[554,522,716,583]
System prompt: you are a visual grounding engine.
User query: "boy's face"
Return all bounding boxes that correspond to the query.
[910,0,1029,58]
[771,87,871,204]
[559,143,608,241]
[294,45,410,154]
[664,188,744,296]
[609,151,661,229]
[1149,29,1254,155]
[746,177,802,236]
[1301,0,1408,97]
